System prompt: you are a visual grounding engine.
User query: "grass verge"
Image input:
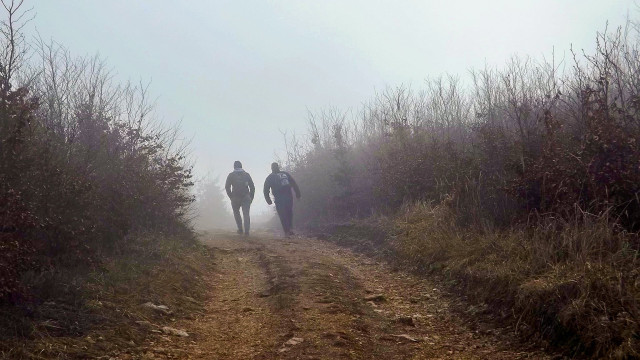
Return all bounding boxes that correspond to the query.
[313,203,640,359]
[0,232,214,359]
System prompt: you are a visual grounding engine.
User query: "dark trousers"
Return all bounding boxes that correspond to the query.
[231,195,251,233]
[274,194,294,234]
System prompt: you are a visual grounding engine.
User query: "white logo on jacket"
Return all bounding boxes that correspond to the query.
[278,173,290,186]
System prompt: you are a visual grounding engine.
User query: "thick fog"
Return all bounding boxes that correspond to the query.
[28,0,634,222]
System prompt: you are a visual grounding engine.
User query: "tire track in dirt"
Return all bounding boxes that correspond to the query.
[162,232,556,359]
[166,236,288,359]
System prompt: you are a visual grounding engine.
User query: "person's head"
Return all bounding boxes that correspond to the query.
[271,162,280,173]
[234,160,242,169]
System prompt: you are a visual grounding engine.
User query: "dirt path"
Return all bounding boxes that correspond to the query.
[159,232,553,359]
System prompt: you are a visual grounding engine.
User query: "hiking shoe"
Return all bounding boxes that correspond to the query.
[237,229,243,235]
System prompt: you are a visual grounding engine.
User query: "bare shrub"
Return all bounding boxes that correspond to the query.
[285,17,640,358]
[0,3,194,302]
[286,20,640,232]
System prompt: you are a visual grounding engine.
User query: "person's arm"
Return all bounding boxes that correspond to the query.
[224,174,232,198]
[286,172,301,199]
[247,174,255,200]
[263,176,273,205]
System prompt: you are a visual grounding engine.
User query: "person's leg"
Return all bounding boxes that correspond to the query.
[289,200,295,234]
[242,196,251,234]
[231,200,243,234]
[274,198,290,235]
[284,195,294,235]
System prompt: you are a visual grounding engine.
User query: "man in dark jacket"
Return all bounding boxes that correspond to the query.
[264,162,301,237]
[225,161,255,235]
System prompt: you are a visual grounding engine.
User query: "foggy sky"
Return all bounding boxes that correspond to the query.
[29,0,634,217]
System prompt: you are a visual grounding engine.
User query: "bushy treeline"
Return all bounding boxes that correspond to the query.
[0,10,193,302]
[286,22,640,357]
[287,23,640,232]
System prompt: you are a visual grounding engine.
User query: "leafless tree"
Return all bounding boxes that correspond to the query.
[0,0,32,90]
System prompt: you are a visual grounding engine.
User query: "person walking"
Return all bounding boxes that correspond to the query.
[225,161,255,236]
[264,162,301,237]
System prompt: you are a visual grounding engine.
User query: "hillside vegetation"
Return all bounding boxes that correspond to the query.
[0,1,202,353]
[286,22,640,358]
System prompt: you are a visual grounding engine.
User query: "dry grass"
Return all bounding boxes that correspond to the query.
[393,202,640,359]
[321,202,640,359]
[0,232,214,359]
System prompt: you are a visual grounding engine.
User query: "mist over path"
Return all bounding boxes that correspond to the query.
[157,232,555,359]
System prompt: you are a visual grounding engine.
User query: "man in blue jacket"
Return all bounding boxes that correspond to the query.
[225,161,255,235]
[263,162,301,237]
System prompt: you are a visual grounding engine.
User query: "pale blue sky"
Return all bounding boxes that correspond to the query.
[29,0,635,217]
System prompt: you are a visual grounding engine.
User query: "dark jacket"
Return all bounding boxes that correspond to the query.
[225,169,255,200]
[263,171,301,204]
